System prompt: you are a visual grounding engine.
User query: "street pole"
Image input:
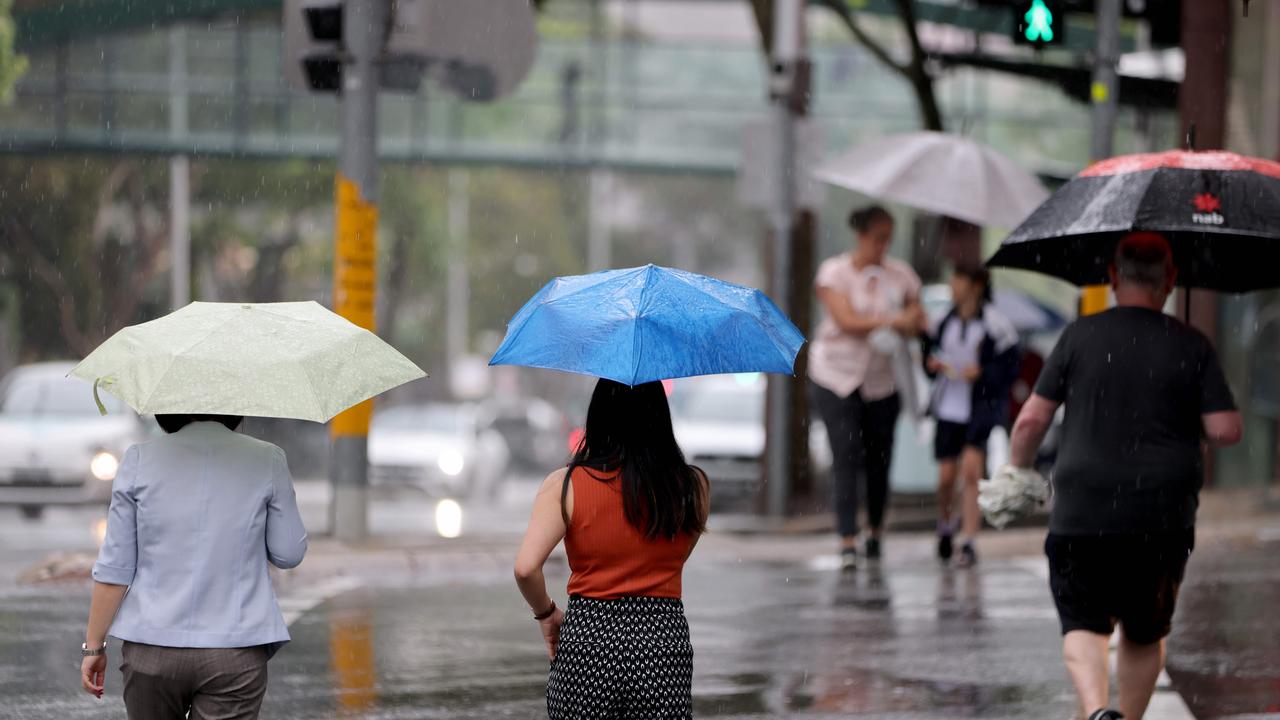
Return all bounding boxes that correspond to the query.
[446,169,470,364]
[587,170,613,271]
[1179,0,1231,488]
[1081,0,1121,317]
[764,0,802,518]
[330,0,388,543]
[169,26,190,310]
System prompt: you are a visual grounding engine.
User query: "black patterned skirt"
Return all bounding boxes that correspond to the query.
[546,595,693,720]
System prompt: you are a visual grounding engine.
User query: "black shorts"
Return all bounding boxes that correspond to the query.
[1045,529,1194,644]
[933,419,994,460]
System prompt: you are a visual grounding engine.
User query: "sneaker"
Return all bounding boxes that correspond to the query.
[1086,709,1125,720]
[955,541,978,568]
[865,537,882,561]
[937,533,954,562]
[840,547,858,572]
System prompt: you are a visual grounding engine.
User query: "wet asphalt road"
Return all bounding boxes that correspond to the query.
[1,544,1072,719]
[1,492,1278,719]
[1167,528,1280,720]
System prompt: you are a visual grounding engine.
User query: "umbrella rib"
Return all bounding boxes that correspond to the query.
[493,269,649,365]
[664,271,802,367]
[136,312,244,412]
[294,355,330,421]
[628,266,657,386]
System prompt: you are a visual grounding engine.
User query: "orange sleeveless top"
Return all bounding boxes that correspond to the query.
[564,466,696,600]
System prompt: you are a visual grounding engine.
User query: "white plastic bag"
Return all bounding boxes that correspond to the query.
[978,464,1048,529]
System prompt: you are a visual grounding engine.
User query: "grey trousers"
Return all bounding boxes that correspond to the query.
[120,642,268,720]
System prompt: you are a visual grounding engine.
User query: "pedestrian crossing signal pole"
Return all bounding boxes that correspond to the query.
[330,0,389,543]
[1081,0,1120,317]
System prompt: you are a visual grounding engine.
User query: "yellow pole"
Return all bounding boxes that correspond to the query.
[331,174,378,541]
[1080,285,1109,316]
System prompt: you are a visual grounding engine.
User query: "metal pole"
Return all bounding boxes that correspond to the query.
[765,0,802,518]
[1081,0,1121,317]
[330,0,388,542]
[446,169,470,363]
[587,170,612,271]
[169,27,191,310]
[1089,0,1121,161]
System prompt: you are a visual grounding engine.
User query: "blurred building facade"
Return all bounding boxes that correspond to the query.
[1216,1,1280,493]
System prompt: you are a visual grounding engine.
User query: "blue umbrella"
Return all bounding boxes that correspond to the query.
[489,265,805,386]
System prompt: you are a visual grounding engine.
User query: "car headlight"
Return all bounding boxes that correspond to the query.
[90,451,119,481]
[437,450,465,477]
[435,498,463,539]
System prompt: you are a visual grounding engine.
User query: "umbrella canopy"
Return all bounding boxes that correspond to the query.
[488,265,805,386]
[987,150,1280,292]
[72,301,426,422]
[813,131,1050,228]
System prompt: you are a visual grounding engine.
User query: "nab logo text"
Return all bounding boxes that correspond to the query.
[1191,192,1224,225]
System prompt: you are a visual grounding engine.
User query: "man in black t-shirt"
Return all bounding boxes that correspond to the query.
[1007,232,1242,720]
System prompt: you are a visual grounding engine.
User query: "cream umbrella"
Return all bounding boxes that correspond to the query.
[72,301,425,422]
[814,131,1049,229]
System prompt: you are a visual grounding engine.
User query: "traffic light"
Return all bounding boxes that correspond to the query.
[1012,0,1065,47]
[283,0,344,92]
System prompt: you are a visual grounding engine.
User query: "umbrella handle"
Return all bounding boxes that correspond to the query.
[92,378,109,416]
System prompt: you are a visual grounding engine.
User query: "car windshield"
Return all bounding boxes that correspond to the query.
[0,375,125,416]
[374,405,462,433]
[674,388,764,425]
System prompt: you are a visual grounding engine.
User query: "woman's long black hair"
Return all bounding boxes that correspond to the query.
[565,379,707,540]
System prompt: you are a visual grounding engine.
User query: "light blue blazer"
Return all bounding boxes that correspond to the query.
[92,421,308,654]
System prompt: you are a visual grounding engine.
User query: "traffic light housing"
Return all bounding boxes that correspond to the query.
[1012,0,1065,48]
[284,0,344,92]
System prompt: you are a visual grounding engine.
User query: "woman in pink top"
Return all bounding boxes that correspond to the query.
[809,205,924,570]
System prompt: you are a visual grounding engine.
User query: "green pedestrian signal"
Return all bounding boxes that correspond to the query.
[1024,0,1053,42]
[1012,0,1064,48]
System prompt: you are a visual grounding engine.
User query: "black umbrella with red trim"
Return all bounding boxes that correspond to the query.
[987,150,1280,292]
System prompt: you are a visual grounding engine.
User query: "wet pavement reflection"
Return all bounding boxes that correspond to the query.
[1166,530,1280,720]
[6,509,1279,719]
[252,550,1072,719]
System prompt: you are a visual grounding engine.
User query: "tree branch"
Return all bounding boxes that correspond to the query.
[811,0,911,80]
[4,217,91,355]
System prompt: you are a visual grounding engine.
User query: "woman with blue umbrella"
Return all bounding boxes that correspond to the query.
[496,265,804,720]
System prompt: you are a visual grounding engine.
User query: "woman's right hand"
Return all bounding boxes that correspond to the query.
[926,356,946,374]
[539,606,564,660]
[81,653,107,698]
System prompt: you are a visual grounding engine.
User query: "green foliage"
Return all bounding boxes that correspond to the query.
[0,0,28,105]
[0,157,170,360]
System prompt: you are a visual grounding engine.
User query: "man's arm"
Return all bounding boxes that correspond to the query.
[1202,410,1243,447]
[1009,394,1060,468]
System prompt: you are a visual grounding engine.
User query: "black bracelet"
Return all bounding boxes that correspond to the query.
[533,600,557,621]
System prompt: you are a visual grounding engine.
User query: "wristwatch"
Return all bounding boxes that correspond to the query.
[82,642,107,657]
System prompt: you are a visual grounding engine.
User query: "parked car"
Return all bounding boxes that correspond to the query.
[0,362,152,519]
[477,397,570,474]
[668,374,832,508]
[367,403,510,499]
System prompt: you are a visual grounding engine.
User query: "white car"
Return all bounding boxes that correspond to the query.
[368,403,510,499]
[477,397,569,474]
[669,374,831,506]
[0,362,152,519]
